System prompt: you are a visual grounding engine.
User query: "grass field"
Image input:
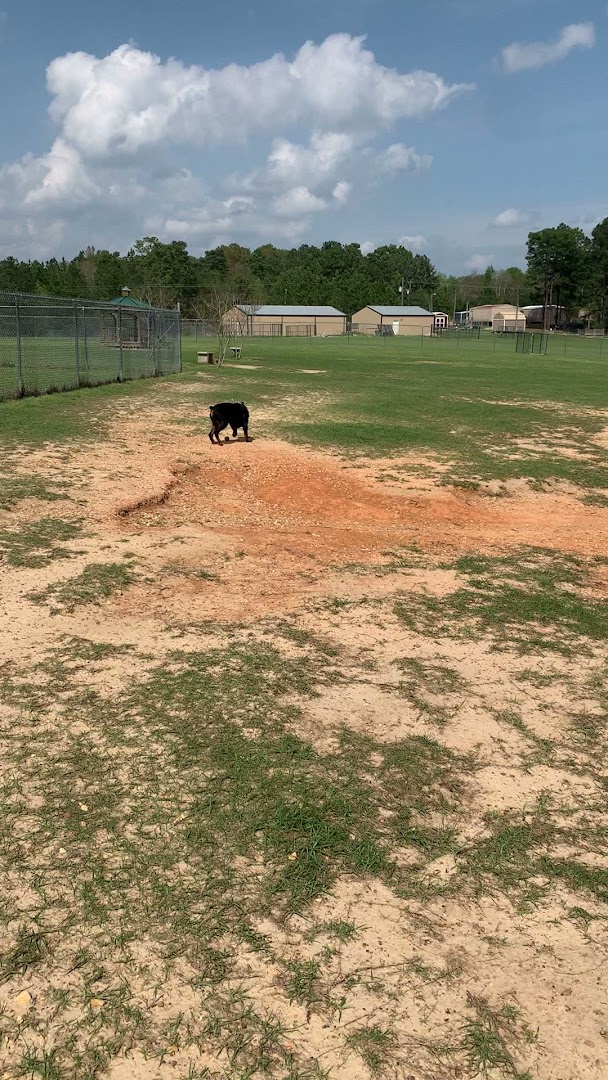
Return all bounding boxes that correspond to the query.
[1,333,608,1080]
[0,335,179,401]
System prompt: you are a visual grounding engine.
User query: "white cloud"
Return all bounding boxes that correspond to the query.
[491,208,532,228]
[399,234,427,251]
[272,186,327,217]
[465,254,493,272]
[377,143,432,174]
[360,241,376,256]
[240,131,355,195]
[332,181,351,206]
[0,34,471,257]
[45,36,471,161]
[501,22,595,73]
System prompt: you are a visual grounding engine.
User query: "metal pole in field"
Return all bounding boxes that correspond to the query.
[15,295,23,397]
[118,307,124,382]
[74,302,81,388]
[150,311,157,376]
[82,305,89,372]
[177,302,182,373]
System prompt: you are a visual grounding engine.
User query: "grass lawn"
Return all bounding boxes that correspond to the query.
[1,332,608,1080]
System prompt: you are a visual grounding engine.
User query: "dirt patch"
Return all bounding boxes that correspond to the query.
[117,437,608,558]
[99,433,608,623]
[2,392,608,1080]
[592,425,608,451]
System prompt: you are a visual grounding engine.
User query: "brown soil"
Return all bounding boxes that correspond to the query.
[2,397,608,1079]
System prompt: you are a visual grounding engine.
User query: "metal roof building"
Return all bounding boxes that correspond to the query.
[225,304,347,337]
[236,305,345,317]
[351,304,434,336]
[362,305,432,317]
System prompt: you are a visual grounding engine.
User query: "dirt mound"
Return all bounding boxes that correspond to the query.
[118,438,608,562]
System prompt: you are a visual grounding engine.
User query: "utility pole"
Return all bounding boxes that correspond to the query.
[399,277,412,306]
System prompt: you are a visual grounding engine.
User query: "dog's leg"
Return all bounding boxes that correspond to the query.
[243,422,251,442]
[214,421,228,444]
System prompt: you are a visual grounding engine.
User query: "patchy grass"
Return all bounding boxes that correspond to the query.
[28,559,137,611]
[396,656,469,725]
[0,474,71,510]
[0,517,82,567]
[345,1024,397,1073]
[395,548,608,653]
[462,994,535,1079]
[2,335,608,1078]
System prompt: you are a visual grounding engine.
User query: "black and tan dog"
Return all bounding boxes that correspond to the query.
[208,401,251,445]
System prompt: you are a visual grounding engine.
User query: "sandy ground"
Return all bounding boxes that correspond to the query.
[1,395,608,1079]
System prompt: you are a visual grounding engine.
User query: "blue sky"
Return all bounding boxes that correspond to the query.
[0,0,605,273]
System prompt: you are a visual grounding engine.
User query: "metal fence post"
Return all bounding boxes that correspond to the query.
[74,302,81,388]
[151,311,158,376]
[177,305,182,372]
[118,307,124,382]
[82,305,89,373]
[15,295,23,397]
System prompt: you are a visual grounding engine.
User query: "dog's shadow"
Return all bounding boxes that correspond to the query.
[218,436,255,445]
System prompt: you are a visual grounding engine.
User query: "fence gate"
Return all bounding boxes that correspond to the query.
[515,332,548,355]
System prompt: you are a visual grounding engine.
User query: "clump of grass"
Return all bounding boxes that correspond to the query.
[308,919,361,943]
[496,709,554,759]
[537,857,608,902]
[284,959,321,1006]
[514,668,564,688]
[164,561,219,582]
[0,517,82,567]
[569,709,607,747]
[346,1025,396,1073]
[397,657,468,725]
[0,927,48,981]
[582,492,608,508]
[462,994,534,1079]
[396,819,458,858]
[29,560,137,612]
[56,637,137,662]
[396,548,608,653]
[0,474,70,510]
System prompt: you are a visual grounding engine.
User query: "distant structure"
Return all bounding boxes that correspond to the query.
[433,312,449,331]
[351,305,434,336]
[226,304,346,337]
[457,304,527,333]
[101,286,152,348]
[521,305,567,329]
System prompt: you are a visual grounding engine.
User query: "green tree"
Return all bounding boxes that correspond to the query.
[590,218,608,329]
[527,224,589,328]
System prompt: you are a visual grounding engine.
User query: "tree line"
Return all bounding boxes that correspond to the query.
[0,220,606,327]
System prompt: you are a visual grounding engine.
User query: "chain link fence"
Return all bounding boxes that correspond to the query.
[0,291,182,402]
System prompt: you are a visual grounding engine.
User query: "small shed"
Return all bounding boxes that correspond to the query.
[433,311,449,331]
[351,305,434,336]
[469,304,526,332]
[102,287,152,348]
